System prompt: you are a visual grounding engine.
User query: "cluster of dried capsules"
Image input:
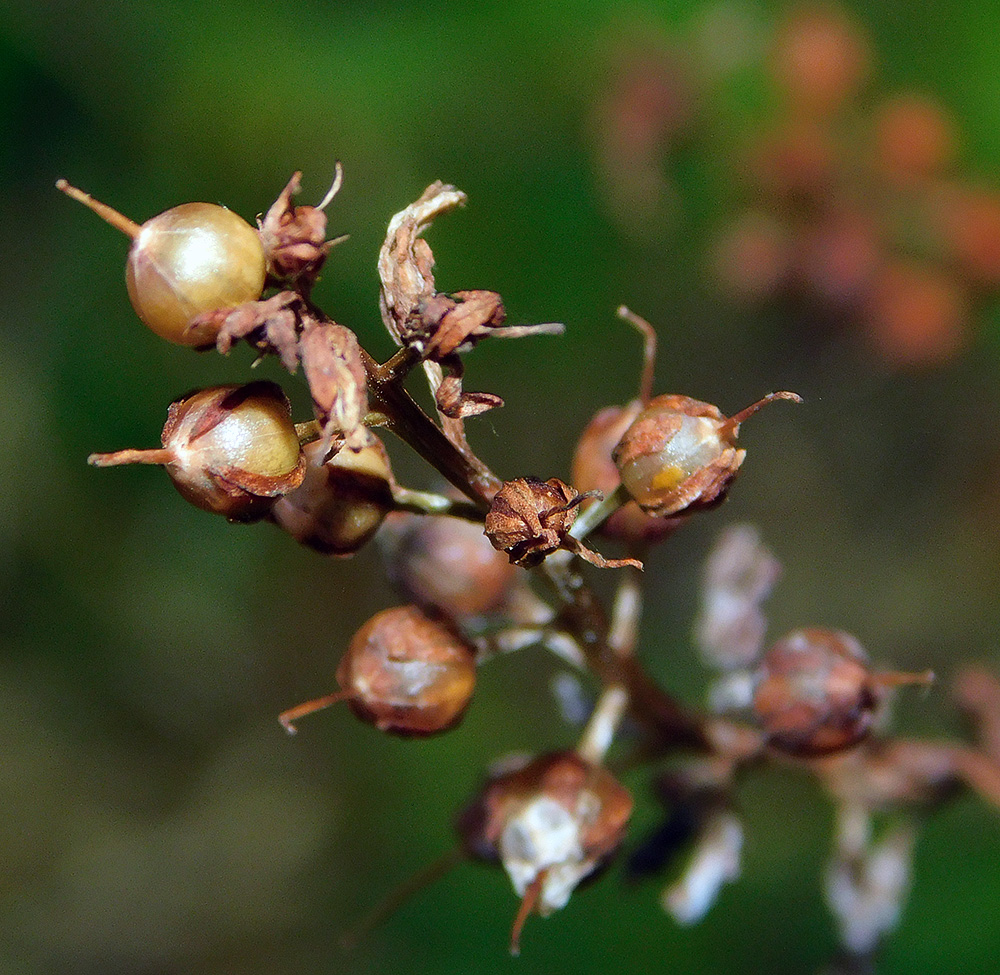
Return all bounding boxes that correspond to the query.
[62,170,1000,960]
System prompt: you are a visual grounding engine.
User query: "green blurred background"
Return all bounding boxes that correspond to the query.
[4,0,1000,972]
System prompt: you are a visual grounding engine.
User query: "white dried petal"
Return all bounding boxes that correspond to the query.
[500,796,587,914]
[662,811,743,925]
[696,524,781,670]
[825,822,915,955]
[707,669,758,713]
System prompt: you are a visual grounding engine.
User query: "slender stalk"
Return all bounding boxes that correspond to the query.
[390,486,484,522]
[540,553,709,750]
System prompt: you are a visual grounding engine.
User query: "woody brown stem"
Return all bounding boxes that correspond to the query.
[362,348,502,507]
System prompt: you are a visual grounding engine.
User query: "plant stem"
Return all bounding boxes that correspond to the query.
[361,348,502,508]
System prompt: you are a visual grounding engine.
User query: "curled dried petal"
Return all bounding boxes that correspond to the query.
[378,181,467,345]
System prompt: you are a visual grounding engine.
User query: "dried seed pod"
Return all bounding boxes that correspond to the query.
[380,511,517,618]
[279,605,476,737]
[572,403,682,545]
[57,180,266,347]
[752,628,933,757]
[485,477,639,570]
[612,391,801,518]
[88,381,305,522]
[269,437,394,556]
[456,751,633,955]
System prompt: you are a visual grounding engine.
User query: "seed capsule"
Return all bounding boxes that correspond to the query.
[269,437,395,556]
[57,180,266,346]
[88,381,305,522]
[279,605,476,737]
[752,628,933,756]
[612,391,801,518]
[380,511,517,618]
[456,751,633,955]
[572,403,681,545]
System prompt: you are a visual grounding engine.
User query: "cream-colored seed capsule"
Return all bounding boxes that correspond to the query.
[56,180,266,347]
[126,204,266,346]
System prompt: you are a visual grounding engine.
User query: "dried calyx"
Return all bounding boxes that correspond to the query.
[485,477,641,570]
[87,381,305,522]
[279,605,476,737]
[258,168,348,288]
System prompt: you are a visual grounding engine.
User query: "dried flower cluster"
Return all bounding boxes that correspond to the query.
[61,163,1000,967]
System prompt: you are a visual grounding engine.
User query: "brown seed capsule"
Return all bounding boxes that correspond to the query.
[269,437,394,556]
[572,403,683,546]
[380,511,518,618]
[874,95,954,182]
[279,605,476,737]
[87,381,305,522]
[456,751,633,955]
[485,477,582,568]
[752,628,933,757]
[56,180,266,347]
[485,477,639,570]
[612,392,801,518]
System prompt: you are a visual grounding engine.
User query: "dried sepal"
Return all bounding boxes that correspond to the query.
[299,320,369,454]
[258,168,347,288]
[485,477,641,570]
[419,289,565,360]
[210,289,306,371]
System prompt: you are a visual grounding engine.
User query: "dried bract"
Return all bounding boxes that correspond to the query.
[378,181,466,345]
[299,320,369,454]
